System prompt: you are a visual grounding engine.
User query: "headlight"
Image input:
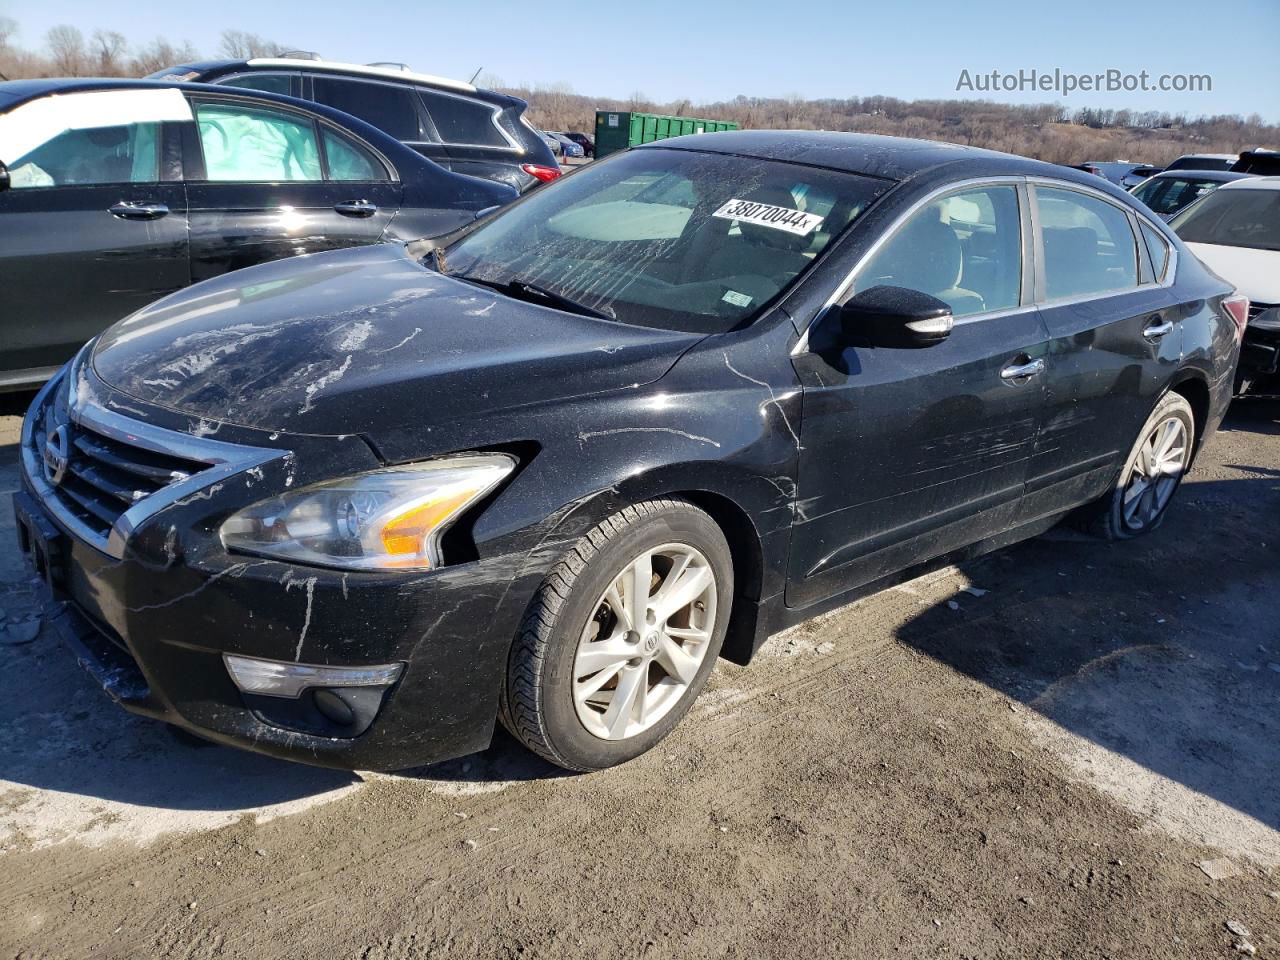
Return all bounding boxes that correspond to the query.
[219,454,515,571]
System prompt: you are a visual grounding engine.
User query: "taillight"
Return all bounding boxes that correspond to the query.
[521,163,562,183]
[1223,293,1250,340]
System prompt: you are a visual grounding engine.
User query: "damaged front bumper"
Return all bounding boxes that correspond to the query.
[14,365,535,771]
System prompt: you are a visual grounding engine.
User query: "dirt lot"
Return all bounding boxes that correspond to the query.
[0,391,1277,960]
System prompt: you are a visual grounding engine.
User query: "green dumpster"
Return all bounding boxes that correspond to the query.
[594,111,739,158]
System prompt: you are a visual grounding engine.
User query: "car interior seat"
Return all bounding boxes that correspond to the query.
[862,210,986,316]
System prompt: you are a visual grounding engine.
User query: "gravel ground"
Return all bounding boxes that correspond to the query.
[0,389,1277,959]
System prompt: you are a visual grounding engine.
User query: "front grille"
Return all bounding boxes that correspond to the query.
[1247,302,1273,322]
[33,400,213,540]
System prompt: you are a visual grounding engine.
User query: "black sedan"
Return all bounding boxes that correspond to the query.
[0,78,516,391]
[15,132,1243,774]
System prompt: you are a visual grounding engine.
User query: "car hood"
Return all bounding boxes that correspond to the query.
[91,243,699,437]
[1184,242,1280,304]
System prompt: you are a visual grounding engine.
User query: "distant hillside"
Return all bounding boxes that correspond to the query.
[505,86,1279,166]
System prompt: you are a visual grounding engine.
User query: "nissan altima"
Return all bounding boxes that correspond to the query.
[15,131,1245,773]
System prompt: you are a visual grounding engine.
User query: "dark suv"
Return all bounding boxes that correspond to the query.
[149,57,561,192]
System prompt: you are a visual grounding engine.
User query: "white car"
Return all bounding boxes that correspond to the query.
[1171,177,1280,392]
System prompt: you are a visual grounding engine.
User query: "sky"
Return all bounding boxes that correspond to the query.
[4,0,1279,122]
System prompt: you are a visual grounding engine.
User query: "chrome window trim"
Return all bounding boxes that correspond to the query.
[21,365,282,560]
[792,173,1178,356]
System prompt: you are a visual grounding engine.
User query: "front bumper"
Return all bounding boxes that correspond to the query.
[15,367,539,771]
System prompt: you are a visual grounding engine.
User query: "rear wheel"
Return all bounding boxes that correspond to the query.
[1075,391,1195,540]
[500,498,732,772]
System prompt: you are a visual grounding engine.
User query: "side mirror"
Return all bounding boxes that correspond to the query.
[840,285,954,348]
[0,161,9,193]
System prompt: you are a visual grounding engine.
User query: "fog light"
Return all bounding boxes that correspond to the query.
[224,654,403,699]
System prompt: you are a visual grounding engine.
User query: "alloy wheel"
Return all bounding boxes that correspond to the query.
[571,543,718,740]
[1122,416,1188,531]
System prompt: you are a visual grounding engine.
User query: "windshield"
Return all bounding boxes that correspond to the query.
[441,148,887,332]
[1171,188,1280,252]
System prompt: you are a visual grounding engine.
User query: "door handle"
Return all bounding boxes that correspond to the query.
[109,201,169,221]
[1000,357,1045,381]
[1143,317,1175,341]
[334,200,378,217]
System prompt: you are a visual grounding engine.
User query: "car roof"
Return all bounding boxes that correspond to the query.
[1174,153,1237,161]
[1149,169,1252,183]
[1213,176,1280,192]
[242,58,478,93]
[641,129,1094,184]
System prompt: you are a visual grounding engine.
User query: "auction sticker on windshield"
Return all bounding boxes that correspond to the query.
[713,199,825,236]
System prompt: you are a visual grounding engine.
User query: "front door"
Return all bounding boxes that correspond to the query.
[183,96,399,283]
[788,182,1048,608]
[0,91,189,379]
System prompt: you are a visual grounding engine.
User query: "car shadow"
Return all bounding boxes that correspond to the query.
[895,453,1279,842]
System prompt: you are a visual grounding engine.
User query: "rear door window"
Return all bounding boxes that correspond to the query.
[1036,187,1139,299]
[312,76,424,141]
[418,90,507,147]
[194,102,321,181]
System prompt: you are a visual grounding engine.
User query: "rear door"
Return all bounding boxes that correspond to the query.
[1020,182,1181,520]
[788,181,1049,607]
[182,94,400,283]
[0,88,189,381]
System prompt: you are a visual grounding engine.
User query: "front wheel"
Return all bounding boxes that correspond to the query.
[500,498,733,772]
[1076,391,1195,540]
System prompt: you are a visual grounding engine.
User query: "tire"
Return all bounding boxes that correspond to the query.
[500,498,733,772]
[1074,391,1195,540]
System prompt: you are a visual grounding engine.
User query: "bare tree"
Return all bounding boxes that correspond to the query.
[128,38,199,76]
[219,29,288,59]
[0,16,18,48]
[91,29,127,76]
[46,24,87,75]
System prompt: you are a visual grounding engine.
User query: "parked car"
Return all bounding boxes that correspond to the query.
[1119,164,1162,189]
[1231,149,1280,176]
[1165,153,1237,172]
[1129,169,1253,220]
[0,78,515,391]
[1080,161,1149,186]
[547,132,585,159]
[561,131,594,157]
[1070,162,1104,177]
[536,129,563,157]
[16,131,1243,774]
[1170,177,1280,393]
[148,57,562,192]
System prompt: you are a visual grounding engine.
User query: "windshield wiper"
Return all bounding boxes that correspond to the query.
[451,273,615,321]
